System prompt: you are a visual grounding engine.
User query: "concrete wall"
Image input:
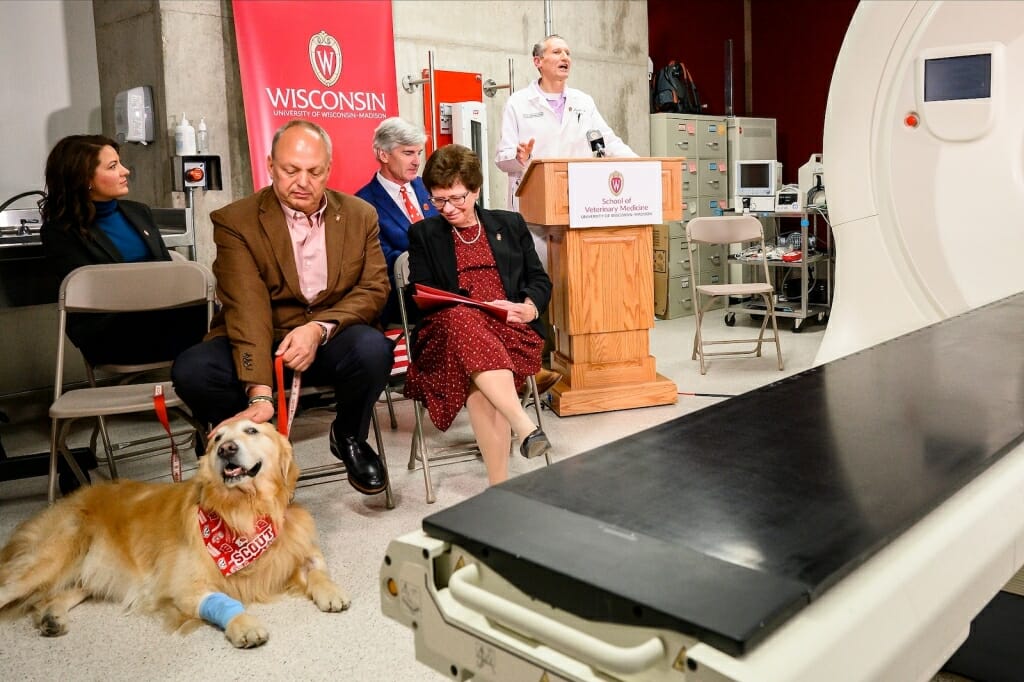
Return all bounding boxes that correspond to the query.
[0,0,100,204]
[0,0,100,400]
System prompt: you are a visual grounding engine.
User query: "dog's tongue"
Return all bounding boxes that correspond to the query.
[225,465,244,477]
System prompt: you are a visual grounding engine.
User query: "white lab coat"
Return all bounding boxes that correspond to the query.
[494,80,637,265]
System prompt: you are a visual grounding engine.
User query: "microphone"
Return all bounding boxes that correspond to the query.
[586,129,606,158]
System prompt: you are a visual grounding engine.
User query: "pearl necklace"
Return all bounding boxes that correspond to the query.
[451,214,483,245]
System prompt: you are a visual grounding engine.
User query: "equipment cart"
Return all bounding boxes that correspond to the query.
[724,208,832,332]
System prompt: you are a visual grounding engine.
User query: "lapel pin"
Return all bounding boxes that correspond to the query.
[335,214,340,222]
[496,233,502,241]
[143,230,150,236]
[422,202,430,212]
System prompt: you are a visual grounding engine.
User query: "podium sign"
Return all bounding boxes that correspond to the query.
[567,161,663,228]
[517,158,682,416]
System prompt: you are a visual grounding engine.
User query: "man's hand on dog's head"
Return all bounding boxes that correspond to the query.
[212,398,275,434]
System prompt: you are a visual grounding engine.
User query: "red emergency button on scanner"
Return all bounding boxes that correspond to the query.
[904,113,920,128]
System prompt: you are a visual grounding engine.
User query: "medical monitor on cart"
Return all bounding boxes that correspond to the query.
[734,159,779,211]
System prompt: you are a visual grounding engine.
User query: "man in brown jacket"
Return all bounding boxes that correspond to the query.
[172,120,393,495]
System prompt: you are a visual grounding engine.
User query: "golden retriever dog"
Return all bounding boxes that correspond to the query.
[0,419,349,648]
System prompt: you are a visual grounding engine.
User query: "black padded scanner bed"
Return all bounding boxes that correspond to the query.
[423,293,1024,656]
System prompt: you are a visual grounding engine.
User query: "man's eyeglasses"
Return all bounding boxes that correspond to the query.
[428,192,471,209]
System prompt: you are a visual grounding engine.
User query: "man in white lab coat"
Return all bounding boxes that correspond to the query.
[495,34,637,238]
[495,34,635,393]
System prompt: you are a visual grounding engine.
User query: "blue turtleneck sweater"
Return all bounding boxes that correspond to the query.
[94,199,148,262]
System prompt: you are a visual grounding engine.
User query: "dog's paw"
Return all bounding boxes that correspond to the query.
[312,583,351,613]
[35,612,68,637]
[224,613,269,649]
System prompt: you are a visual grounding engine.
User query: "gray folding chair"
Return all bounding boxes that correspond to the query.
[686,215,784,375]
[394,251,550,504]
[83,250,212,477]
[47,261,214,503]
[284,382,395,509]
[378,328,405,430]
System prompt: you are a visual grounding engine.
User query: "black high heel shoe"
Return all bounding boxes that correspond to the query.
[519,428,551,459]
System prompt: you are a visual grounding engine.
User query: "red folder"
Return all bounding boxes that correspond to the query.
[411,284,510,322]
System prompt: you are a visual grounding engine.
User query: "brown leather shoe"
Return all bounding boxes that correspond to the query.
[533,368,562,395]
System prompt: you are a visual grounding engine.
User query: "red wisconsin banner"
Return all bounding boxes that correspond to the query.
[232,0,397,193]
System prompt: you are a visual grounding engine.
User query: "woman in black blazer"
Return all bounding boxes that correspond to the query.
[405,144,553,485]
[40,134,206,365]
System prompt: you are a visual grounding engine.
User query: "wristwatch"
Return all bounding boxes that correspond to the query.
[317,323,329,346]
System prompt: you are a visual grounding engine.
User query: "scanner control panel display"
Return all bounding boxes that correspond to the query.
[924,53,991,102]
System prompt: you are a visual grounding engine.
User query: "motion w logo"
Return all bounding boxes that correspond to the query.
[308,30,342,87]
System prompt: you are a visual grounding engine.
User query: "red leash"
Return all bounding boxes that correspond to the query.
[153,384,182,482]
[274,355,301,438]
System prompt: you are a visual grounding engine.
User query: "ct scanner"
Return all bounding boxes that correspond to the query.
[817,0,1024,364]
[380,3,1024,680]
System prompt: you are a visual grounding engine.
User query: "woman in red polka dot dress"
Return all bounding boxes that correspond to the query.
[405,144,552,484]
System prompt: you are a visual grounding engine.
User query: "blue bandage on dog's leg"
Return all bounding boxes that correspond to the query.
[199,592,245,630]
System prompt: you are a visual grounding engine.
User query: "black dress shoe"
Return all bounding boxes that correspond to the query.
[329,429,388,495]
[519,428,551,459]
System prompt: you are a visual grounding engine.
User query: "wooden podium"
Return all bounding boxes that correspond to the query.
[516,158,681,416]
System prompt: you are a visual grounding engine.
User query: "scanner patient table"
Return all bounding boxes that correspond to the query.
[381,293,1024,681]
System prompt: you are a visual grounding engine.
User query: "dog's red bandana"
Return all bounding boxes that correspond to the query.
[198,508,277,577]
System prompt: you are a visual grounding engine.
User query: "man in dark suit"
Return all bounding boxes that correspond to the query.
[172,120,393,495]
[355,117,438,325]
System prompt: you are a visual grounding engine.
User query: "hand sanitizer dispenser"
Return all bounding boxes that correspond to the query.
[175,114,197,156]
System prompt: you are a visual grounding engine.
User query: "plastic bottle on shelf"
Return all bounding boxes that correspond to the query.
[196,117,209,154]
[175,114,197,156]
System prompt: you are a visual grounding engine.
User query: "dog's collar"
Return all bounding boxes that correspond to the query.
[198,508,277,577]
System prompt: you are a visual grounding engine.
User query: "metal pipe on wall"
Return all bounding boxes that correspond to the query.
[724,39,734,116]
[427,50,438,151]
[743,0,753,113]
[543,0,553,37]
[483,59,516,98]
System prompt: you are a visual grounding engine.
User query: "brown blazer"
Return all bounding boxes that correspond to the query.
[207,187,389,387]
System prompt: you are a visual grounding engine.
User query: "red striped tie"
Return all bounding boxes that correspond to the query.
[400,186,423,222]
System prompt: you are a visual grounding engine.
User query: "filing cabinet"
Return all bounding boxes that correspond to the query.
[652,114,730,214]
[651,114,728,159]
[653,222,726,319]
[654,271,726,320]
[651,114,731,319]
